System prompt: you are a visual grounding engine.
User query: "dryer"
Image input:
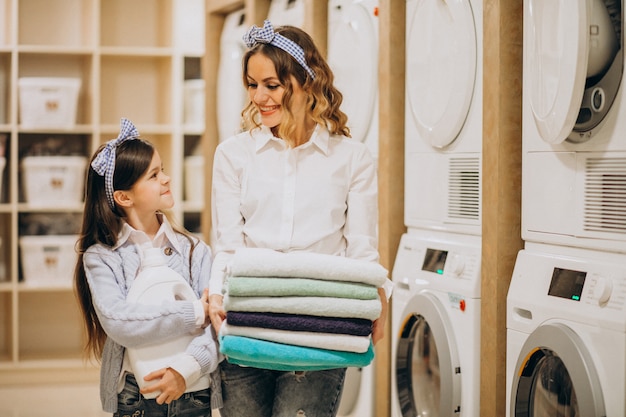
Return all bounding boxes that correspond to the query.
[327,0,379,159]
[404,0,483,236]
[267,0,305,27]
[506,242,626,417]
[217,9,248,142]
[522,0,626,253]
[391,230,481,417]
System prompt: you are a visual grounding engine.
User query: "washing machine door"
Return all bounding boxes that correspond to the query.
[328,0,378,144]
[267,0,305,27]
[527,0,622,144]
[406,0,477,149]
[510,323,605,417]
[217,10,248,142]
[395,292,462,416]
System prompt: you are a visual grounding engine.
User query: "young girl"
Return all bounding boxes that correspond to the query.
[209,21,390,417]
[74,118,221,416]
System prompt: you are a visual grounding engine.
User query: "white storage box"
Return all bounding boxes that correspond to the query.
[184,79,205,128]
[18,77,81,129]
[19,235,78,286]
[184,155,204,203]
[21,156,87,206]
[0,156,5,199]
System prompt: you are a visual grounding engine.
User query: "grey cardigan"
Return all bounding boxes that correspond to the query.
[83,233,222,412]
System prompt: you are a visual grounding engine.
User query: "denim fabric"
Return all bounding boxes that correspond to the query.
[219,361,346,417]
[113,374,212,417]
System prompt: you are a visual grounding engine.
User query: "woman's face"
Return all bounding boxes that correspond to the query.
[246,53,307,131]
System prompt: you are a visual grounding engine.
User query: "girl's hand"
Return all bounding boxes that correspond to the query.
[140,367,186,405]
[209,294,226,333]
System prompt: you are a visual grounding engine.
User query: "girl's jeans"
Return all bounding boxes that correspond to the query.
[218,361,346,417]
[114,373,212,417]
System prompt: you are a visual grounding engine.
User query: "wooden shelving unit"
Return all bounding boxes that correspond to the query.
[0,0,206,384]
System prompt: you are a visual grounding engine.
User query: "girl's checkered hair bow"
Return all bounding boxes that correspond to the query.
[243,20,316,80]
[91,118,139,209]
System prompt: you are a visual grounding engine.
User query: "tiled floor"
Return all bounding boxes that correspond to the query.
[0,383,107,417]
[0,383,222,417]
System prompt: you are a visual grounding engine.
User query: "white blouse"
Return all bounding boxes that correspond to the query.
[209,124,380,295]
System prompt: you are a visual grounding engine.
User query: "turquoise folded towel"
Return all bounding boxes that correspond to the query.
[225,276,379,300]
[219,334,375,371]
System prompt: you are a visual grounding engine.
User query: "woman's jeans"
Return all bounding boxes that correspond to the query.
[219,361,346,417]
[114,373,212,417]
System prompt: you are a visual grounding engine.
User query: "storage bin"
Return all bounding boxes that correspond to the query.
[18,77,81,128]
[184,155,204,203]
[0,156,5,199]
[21,155,87,206]
[19,235,78,286]
[184,79,205,128]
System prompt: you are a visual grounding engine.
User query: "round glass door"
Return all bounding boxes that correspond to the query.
[527,0,622,144]
[395,293,461,416]
[511,323,605,417]
[406,0,477,148]
[217,10,247,142]
[328,0,378,144]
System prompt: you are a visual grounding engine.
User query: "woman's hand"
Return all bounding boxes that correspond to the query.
[372,287,388,345]
[140,367,186,405]
[209,294,226,333]
[200,289,211,328]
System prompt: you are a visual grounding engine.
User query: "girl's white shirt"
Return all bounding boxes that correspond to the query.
[210,124,389,296]
[118,214,205,389]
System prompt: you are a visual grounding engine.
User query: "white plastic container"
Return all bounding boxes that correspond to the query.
[184,155,204,203]
[0,156,5,199]
[183,79,205,128]
[19,235,78,286]
[21,155,87,206]
[18,77,81,129]
[126,247,206,399]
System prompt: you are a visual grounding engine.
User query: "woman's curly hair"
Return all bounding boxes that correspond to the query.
[241,25,351,143]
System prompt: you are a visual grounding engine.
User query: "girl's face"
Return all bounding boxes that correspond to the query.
[246,53,308,131]
[126,150,173,215]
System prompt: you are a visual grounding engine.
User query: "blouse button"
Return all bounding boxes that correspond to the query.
[164,247,173,256]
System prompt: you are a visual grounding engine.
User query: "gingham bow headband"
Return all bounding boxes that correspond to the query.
[91,118,140,209]
[243,20,316,80]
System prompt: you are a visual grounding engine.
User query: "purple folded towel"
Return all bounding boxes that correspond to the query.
[226,311,373,337]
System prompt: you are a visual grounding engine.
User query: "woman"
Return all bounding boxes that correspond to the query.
[209,21,390,417]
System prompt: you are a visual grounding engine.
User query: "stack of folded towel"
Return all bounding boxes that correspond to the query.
[219,248,388,371]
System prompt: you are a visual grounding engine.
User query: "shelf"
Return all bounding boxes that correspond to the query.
[1,0,208,378]
[100,0,172,48]
[100,56,173,125]
[18,0,95,48]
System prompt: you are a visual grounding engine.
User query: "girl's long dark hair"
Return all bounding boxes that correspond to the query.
[74,139,198,360]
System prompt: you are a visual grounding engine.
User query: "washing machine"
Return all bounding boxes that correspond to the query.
[391,230,481,417]
[217,8,248,142]
[404,0,483,236]
[506,242,626,417]
[522,0,626,253]
[327,0,379,159]
[267,0,305,27]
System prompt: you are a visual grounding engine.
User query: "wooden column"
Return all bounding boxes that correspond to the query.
[376,1,406,417]
[481,1,523,415]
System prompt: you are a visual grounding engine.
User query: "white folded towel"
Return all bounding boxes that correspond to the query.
[220,322,371,353]
[228,248,388,287]
[224,294,382,321]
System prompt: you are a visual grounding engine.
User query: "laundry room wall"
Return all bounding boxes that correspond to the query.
[481,1,523,416]
[202,1,523,416]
